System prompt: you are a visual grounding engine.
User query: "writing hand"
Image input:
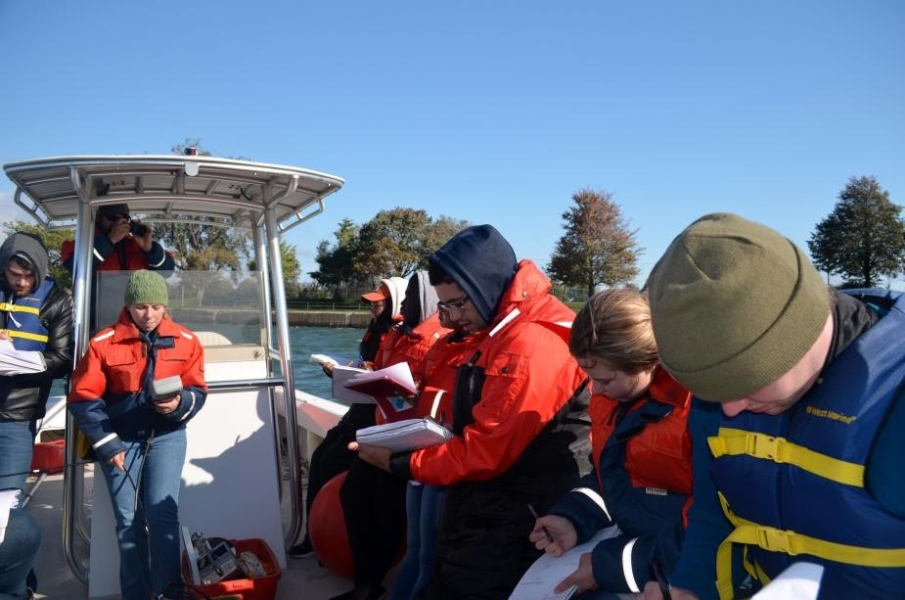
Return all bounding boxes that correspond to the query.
[554,552,598,595]
[528,514,577,556]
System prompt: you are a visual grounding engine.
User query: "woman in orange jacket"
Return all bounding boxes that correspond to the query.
[68,270,207,600]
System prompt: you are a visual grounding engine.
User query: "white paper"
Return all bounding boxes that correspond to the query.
[0,339,46,375]
[509,526,620,600]
[310,353,341,367]
[332,365,375,404]
[752,562,824,600]
[356,417,454,451]
[0,489,21,544]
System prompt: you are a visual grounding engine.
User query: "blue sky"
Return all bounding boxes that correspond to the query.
[2,1,903,287]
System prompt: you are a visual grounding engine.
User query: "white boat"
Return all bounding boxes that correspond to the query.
[4,154,363,599]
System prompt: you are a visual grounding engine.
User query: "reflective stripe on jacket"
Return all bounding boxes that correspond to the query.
[67,309,207,461]
[550,367,693,593]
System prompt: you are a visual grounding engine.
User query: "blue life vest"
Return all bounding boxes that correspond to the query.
[0,278,52,352]
[708,291,905,599]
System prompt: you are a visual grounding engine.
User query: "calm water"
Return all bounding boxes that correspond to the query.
[287,326,365,400]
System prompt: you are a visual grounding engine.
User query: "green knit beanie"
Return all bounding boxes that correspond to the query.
[124,270,169,306]
[646,213,829,402]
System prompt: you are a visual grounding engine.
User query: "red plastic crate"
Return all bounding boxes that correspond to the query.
[185,537,281,600]
[31,439,66,474]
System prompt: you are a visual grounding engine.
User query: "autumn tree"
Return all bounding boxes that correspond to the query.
[310,210,468,297]
[808,176,905,288]
[424,215,471,255]
[1,220,74,290]
[351,208,468,282]
[547,188,641,298]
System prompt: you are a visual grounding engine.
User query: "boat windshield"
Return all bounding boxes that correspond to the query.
[94,270,267,345]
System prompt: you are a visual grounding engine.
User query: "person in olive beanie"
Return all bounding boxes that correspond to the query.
[639,213,905,600]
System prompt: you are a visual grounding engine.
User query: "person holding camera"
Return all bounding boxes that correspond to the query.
[68,270,207,600]
[61,202,175,274]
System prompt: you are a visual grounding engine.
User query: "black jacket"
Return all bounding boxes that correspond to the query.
[0,284,74,421]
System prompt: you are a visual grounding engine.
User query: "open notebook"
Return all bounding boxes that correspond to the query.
[509,526,620,600]
[343,362,419,421]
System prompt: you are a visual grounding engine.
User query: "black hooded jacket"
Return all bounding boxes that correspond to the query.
[0,233,74,421]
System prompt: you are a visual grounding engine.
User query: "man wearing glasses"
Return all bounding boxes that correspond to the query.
[61,203,174,275]
[354,224,591,599]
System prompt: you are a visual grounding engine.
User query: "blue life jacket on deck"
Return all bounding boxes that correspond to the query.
[708,290,905,600]
[0,278,52,352]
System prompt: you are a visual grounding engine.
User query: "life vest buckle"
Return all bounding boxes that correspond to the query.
[755,526,799,556]
[746,433,781,462]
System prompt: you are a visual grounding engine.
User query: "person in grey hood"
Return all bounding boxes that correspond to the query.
[0,232,74,599]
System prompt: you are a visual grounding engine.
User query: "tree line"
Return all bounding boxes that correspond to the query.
[3,164,901,299]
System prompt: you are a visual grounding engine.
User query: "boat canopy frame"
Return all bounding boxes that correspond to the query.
[3,154,344,585]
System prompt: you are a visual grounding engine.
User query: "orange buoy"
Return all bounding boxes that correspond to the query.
[308,471,354,579]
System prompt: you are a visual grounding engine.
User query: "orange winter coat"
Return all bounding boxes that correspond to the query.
[407,259,588,486]
[373,312,450,424]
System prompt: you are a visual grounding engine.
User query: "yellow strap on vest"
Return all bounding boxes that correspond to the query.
[0,302,40,316]
[715,492,905,599]
[708,428,864,487]
[8,330,49,343]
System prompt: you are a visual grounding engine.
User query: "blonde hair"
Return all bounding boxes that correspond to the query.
[569,288,659,374]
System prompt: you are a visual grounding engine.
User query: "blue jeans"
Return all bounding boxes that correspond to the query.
[98,429,186,600]
[390,482,446,600]
[0,419,38,599]
[0,420,36,491]
[0,507,41,600]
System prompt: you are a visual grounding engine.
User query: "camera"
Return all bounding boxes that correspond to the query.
[130,221,148,237]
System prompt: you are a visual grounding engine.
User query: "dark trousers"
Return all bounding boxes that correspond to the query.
[340,455,407,586]
[304,404,376,538]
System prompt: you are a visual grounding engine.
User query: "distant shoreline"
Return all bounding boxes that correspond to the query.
[171,307,371,329]
[286,310,371,328]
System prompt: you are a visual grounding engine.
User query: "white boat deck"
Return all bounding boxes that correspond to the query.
[28,462,390,600]
[28,394,391,600]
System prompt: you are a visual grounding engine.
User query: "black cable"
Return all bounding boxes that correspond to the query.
[134,431,223,600]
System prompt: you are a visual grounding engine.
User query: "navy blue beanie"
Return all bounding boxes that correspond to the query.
[428,224,518,323]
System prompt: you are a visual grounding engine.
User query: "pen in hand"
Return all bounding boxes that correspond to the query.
[650,555,672,600]
[527,503,554,543]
